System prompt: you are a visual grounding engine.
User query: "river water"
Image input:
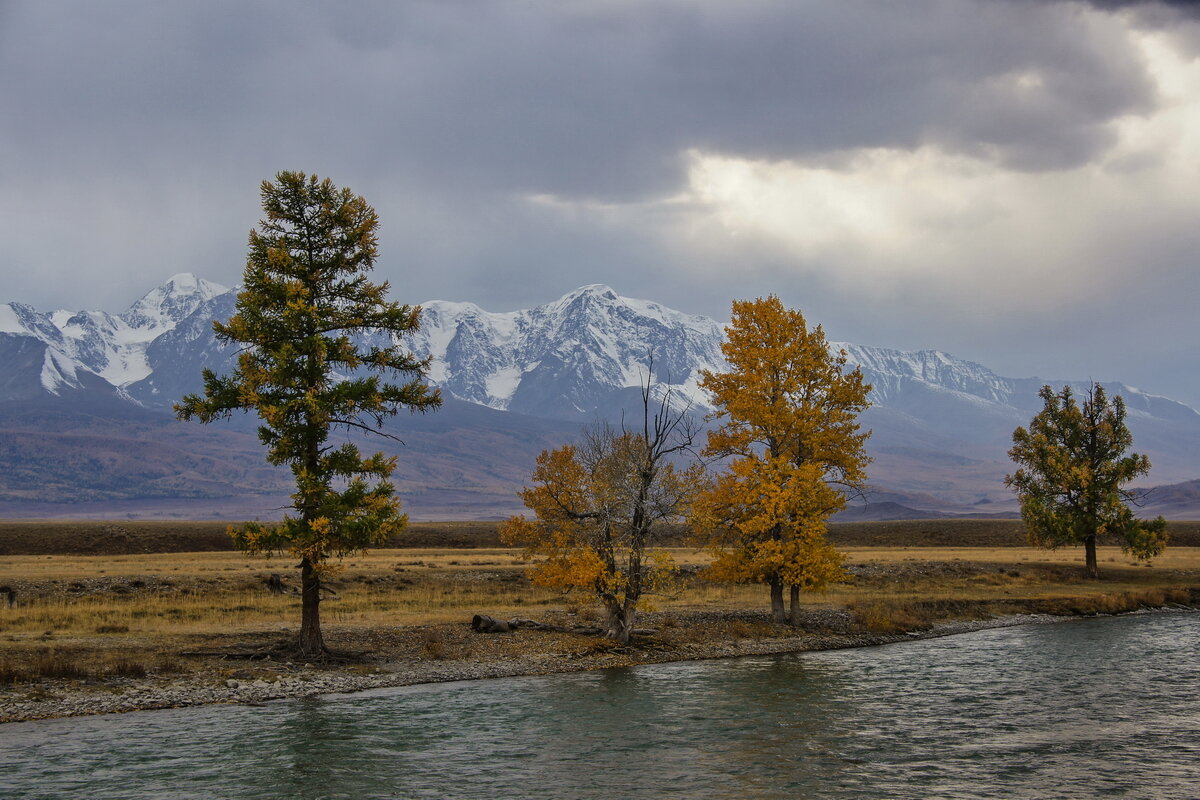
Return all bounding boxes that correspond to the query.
[2,612,1198,799]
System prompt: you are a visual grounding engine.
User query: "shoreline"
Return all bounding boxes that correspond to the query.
[5,608,1190,725]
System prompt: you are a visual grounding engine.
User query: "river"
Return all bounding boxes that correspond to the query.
[2,612,1198,799]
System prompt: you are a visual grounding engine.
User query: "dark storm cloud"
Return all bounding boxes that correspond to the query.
[3,0,1200,407]
[0,0,1158,202]
[0,0,1160,310]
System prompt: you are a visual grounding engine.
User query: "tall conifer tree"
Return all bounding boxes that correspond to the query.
[176,171,440,656]
[1006,383,1166,578]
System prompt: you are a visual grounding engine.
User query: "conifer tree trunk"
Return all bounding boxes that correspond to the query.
[770,577,786,623]
[1084,535,1099,579]
[299,557,325,656]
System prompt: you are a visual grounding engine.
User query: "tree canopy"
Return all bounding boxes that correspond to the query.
[176,171,441,655]
[1006,383,1166,578]
[691,296,871,624]
[502,381,702,643]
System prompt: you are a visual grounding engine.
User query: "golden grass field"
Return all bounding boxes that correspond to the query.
[2,512,1199,697]
[5,545,1199,632]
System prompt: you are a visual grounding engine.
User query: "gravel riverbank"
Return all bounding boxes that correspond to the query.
[0,611,1090,724]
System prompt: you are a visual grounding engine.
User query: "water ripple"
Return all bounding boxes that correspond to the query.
[2,612,1198,799]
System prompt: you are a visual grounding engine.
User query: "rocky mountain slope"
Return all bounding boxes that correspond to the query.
[1,275,1197,518]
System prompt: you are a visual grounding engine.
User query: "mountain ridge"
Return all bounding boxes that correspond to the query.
[1,275,1197,518]
[4,274,1196,424]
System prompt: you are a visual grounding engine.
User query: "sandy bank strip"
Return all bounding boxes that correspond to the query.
[7,611,1143,725]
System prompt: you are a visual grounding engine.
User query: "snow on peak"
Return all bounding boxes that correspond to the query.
[121,273,229,331]
[0,303,25,334]
[0,274,235,392]
[40,348,82,394]
[166,272,229,299]
[405,285,728,413]
[5,276,1198,426]
[570,284,618,299]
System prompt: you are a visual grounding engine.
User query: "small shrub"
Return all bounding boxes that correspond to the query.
[852,602,929,634]
[725,620,755,639]
[108,660,147,678]
[1137,589,1166,608]
[0,651,90,683]
[420,630,449,660]
[1167,588,1193,604]
[95,624,129,634]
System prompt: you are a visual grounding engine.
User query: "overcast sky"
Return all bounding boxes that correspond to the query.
[3,0,1200,404]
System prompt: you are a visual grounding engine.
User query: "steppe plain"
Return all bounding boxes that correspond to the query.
[2,520,1198,723]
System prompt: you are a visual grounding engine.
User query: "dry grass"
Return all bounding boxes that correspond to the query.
[7,519,1200,556]
[3,546,1198,635]
[827,519,1200,548]
[839,545,1200,570]
[0,520,521,556]
[0,647,180,684]
[1,544,1198,687]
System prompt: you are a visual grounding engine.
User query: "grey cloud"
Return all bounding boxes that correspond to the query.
[3,0,1200,408]
[0,1,1161,202]
[1079,0,1200,10]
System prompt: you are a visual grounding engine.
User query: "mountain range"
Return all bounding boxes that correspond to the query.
[2,274,1198,520]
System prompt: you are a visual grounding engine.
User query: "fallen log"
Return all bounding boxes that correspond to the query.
[471,614,517,633]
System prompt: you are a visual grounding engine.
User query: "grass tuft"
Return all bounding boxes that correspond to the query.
[850,601,936,634]
[419,629,450,660]
[0,650,89,683]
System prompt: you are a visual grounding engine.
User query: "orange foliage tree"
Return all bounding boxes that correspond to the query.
[502,384,702,643]
[691,296,871,624]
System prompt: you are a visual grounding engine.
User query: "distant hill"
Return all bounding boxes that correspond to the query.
[1135,479,1200,521]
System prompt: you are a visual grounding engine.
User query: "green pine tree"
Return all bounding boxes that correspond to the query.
[1005,383,1166,579]
[176,171,441,656]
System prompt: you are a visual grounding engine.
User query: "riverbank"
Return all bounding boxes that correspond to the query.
[4,605,1197,724]
[4,542,1200,724]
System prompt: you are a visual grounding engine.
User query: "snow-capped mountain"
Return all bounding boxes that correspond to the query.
[410,285,726,419]
[0,274,227,402]
[5,274,1194,431]
[2,275,1199,515]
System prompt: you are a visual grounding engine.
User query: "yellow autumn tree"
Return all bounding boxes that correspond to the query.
[502,384,703,643]
[691,296,871,624]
